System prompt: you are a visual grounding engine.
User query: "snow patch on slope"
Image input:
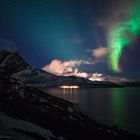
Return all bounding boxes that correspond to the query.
[0,113,55,140]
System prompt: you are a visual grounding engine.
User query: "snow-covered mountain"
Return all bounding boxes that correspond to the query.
[0,50,119,88]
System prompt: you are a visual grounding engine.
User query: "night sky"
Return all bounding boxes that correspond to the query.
[0,0,140,76]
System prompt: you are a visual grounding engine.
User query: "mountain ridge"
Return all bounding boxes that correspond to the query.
[1,50,140,88]
[0,50,120,88]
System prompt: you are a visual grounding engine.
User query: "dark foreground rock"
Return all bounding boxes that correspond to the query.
[0,75,140,140]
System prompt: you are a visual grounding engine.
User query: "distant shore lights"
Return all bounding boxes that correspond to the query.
[59,85,79,89]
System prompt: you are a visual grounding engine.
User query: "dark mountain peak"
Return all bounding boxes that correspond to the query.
[0,50,29,75]
[0,49,11,63]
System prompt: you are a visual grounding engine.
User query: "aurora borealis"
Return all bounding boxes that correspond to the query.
[108,0,140,72]
[0,0,140,75]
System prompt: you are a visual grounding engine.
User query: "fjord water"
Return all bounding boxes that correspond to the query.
[45,87,140,134]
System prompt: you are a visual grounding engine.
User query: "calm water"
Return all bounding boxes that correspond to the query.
[44,87,140,134]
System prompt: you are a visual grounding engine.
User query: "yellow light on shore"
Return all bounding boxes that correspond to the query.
[59,85,79,89]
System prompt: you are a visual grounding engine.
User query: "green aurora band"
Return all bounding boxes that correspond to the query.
[109,4,140,72]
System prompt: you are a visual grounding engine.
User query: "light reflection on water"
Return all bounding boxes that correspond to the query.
[45,87,140,134]
[45,88,78,103]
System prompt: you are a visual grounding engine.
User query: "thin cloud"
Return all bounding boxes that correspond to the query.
[42,59,128,82]
[42,59,99,77]
[42,59,82,76]
[91,47,109,58]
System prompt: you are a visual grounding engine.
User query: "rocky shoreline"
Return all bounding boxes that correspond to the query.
[0,75,140,140]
